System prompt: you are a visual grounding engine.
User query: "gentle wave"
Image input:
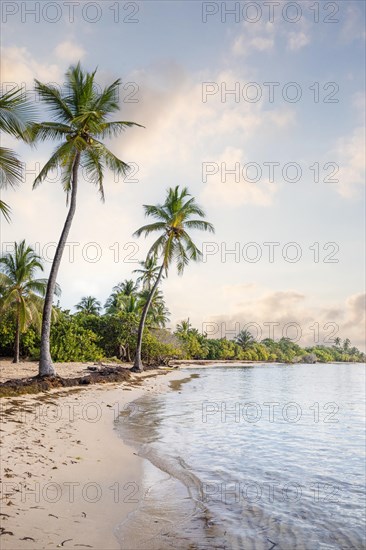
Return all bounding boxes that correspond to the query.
[115,364,366,549]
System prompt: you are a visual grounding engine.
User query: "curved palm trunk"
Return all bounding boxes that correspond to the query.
[132,264,165,372]
[39,153,80,377]
[13,308,20,363]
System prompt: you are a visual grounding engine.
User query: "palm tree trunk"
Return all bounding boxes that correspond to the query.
[132,264,165,372]
[38,152,80,377]
[13,310,20,364]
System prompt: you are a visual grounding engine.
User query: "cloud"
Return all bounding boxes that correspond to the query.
[232,22,275,56]
[201,146,277,207]
[115,65,295,208]
[332,127,365,197]
[232,11,311,57]
[352,91,366,115]
[54,41,86,62]
[232,35,274,56]
[341,4,366,43]
[204,285,366,350]
[287,31,310,51]
[1,46,61,86]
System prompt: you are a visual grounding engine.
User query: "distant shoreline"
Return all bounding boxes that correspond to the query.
[170,359,365,368]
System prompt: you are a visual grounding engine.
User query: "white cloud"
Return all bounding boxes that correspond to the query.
[205,284,366,350]
[116,66,295,208]
[1,46,61,86]
[287,31,310,51]
[341,4,366,43]
[233,35,274,56]
[232,13,311,56]
[54,41,86,62]
[201,147,277,207]
[332,127,365,197]
[352,91,366,115]
[232,22,275,56]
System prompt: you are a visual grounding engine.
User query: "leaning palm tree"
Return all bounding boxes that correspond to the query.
[0,87,35,220]
[31,63,143,376]
[131,185,214,371]
[133,256,161,291]
[0,240,60,363]
[75,295,101,315]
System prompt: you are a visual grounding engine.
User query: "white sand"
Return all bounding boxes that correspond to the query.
[0,363,187,549]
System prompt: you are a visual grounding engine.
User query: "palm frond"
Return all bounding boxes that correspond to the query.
[133,185,215,276]
[0,86,37,139]
[142,204,170,222]
[34,80,74,122]
[93,141,130,177]
[33,141,75,189]
[176,240,190,275]
[181,196,206,218]
[184,219,215,233]
[30,122,72,143]
[0,147,23,188]
[98,120,144,139]
[133,222,167,238]
[82,148,105,201]
[91,79,121,114]
[181,231,202,262]
[0,199,11,222]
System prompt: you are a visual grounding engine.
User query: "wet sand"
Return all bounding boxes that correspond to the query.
[0,361,187,549]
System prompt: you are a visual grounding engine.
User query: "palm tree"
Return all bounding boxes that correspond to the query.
[131,185,214,371]
[176,319,192,338]
[0,87,35,220]
[123,295,141,314]
[152,302,170,328]
[235,329,255,351]
[0,240,60,363]
[139,288,170,328]
[334,336,341,347]
[343,338,351,352]
[114,279,139,296]
[31,63,143,376]
[75,295,101,315]
[133,256,161,291]
[105,279,139,314]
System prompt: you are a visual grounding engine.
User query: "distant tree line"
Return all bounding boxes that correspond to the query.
[0,282,364,365]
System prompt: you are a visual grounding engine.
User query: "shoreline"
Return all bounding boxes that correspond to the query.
[0,366,188,549]
[170,359,364,368]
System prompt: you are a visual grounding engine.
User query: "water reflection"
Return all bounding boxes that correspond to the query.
[116,364,365,549]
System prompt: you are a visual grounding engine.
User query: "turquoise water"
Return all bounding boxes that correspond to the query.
[116,364,365,549]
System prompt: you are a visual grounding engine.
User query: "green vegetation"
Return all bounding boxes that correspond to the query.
[1,277,364,365]
[0,241,60,363]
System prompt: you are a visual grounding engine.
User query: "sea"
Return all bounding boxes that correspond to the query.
[114,363,365,550]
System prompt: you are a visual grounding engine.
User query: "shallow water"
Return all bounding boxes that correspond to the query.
[115,364,366,549]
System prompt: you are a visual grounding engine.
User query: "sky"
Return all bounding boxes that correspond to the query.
[0,0,365,349]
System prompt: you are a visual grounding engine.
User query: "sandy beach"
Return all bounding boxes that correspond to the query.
[0,360,187,549]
